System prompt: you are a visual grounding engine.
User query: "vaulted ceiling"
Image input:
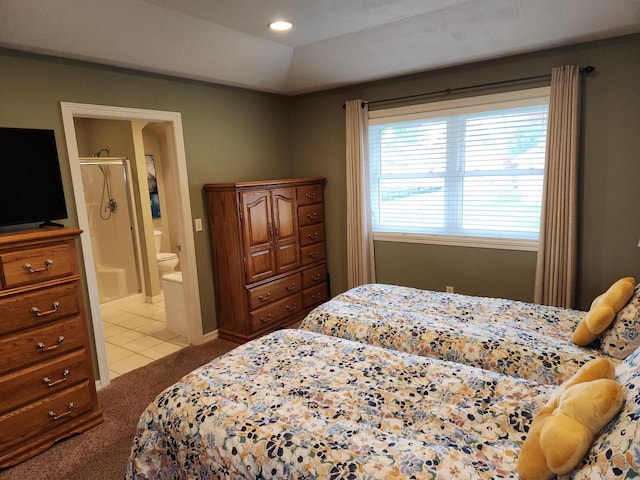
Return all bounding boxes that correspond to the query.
[1,0,639,95]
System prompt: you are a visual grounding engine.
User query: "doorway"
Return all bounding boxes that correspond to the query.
[61,102,203,388]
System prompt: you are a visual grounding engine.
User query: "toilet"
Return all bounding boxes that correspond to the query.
[154,229,179,277]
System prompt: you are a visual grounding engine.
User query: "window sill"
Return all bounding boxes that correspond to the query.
[372,232,538,252]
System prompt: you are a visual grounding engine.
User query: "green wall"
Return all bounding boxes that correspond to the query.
[0,49,293,334]
[1,32,639,342]
[290,33,640,309]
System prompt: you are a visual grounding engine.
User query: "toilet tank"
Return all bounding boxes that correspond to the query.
[153,229,162,251]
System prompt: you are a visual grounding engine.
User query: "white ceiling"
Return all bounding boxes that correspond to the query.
[1,0,639,95]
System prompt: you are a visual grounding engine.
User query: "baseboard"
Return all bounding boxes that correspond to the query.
[201,329,219,344]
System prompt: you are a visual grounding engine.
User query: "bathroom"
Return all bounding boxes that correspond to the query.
[75,118,188,378]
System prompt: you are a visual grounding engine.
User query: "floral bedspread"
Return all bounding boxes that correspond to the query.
[126,329,552,479]
[300,283,614,385]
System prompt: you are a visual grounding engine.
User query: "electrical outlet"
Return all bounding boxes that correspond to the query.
[446,286,454,293]
[194,218,203,232]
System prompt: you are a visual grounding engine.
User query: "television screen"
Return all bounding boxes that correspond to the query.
[0,127,68,228]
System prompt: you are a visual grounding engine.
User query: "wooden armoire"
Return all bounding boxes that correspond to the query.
[204,177,329,342]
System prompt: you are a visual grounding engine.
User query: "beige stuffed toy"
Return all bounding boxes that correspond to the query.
[573,276,636,346]
[517,358,624,480]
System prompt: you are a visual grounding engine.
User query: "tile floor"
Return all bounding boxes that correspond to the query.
[101,300,188,380]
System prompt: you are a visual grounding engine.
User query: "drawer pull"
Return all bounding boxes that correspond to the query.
[258,292,271,302]
[259,313,272,323]
[285,282,296,291]
[306,212,318,220]
[23,259,53,273]
[31,301,60,317]
[286,303,298,312]
[312,293,322,300]
[43,369,70,387]
[49,402,74,421]
[307,232,319,239]
[305,192,317,200]
[309,251,320,259]
[37,336,65,352]
[311,273,321,281]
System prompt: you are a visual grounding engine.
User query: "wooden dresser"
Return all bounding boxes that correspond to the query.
[0,227,102,468]
[204,177,329,343]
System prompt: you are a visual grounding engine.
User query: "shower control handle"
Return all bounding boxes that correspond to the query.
[23,259,53,274]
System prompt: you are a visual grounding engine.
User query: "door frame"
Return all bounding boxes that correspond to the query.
[60,102,203,388]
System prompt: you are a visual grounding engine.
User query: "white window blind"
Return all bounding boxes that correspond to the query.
[368,87,550,250]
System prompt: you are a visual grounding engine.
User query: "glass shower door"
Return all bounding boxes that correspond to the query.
[80,158,142,304]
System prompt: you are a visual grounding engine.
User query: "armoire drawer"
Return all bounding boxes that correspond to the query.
[0,349,90,414]
[298,204,324,227]
[303,283,329,309]
[0,317,85,375]
[301,243,326,266]
[0,281,81,336]
[0,243,76,289]
[302,264,327,289]
[0,381,94,450]
[248,274,301,310]
[250,293,302,332]
[299,223,325,247]
[297,184,324,206]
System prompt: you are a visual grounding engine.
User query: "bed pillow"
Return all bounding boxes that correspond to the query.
[570,345,640,478]
[573,277,636,347]
[517,358,623,480]
[599,282,640,359]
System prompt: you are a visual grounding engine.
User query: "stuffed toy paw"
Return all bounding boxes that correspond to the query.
[573,276,636,346]
[517,358,624,480]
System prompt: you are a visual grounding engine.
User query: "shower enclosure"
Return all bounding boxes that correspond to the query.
[80,157,143,305]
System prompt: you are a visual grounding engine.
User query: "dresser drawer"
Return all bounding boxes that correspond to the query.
[298,204,324,227]
[248,273,301,310]
[0,243,76,289]
[250,293,302,332]
[300,242,326,266]
[0,282,81,336]
[299,223,325,247]
[0,381,94,450]
[303,283,329,309]
[302,264,327,289]
[0,317,85,375]
[297,184,323,206]
[0,350,90,414]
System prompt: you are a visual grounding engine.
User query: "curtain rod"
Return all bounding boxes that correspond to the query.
[351,65,595,109]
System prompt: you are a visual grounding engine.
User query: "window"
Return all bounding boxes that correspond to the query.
[368,87,550,250]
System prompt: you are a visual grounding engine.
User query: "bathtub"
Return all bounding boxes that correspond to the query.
[95,264,128,304]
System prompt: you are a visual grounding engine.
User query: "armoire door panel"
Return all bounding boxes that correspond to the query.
[241,191,272,249]
[275,242,300,274]
[247,250,275,283]
[272,187,297,240]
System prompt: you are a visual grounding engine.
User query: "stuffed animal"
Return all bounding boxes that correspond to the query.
[517,358,624,480]
[573,276,636,346]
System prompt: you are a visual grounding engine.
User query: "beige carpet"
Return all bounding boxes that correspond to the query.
[0,337,237,480]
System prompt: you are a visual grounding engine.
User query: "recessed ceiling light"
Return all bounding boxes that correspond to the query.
[269,20,292,32]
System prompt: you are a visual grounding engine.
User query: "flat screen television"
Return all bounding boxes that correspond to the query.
[0,127,68,228]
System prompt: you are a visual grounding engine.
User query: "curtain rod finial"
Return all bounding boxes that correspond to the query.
[581,65,595,73]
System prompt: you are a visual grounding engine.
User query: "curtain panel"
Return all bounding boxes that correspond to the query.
[345,99,376,288]
[534,65,581,307]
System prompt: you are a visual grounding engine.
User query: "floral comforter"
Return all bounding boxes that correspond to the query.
[126,329,552,479]
[300,283,615,385]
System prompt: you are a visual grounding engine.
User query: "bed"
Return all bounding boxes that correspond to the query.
[126,328,640,479]
[299,283,640,385]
